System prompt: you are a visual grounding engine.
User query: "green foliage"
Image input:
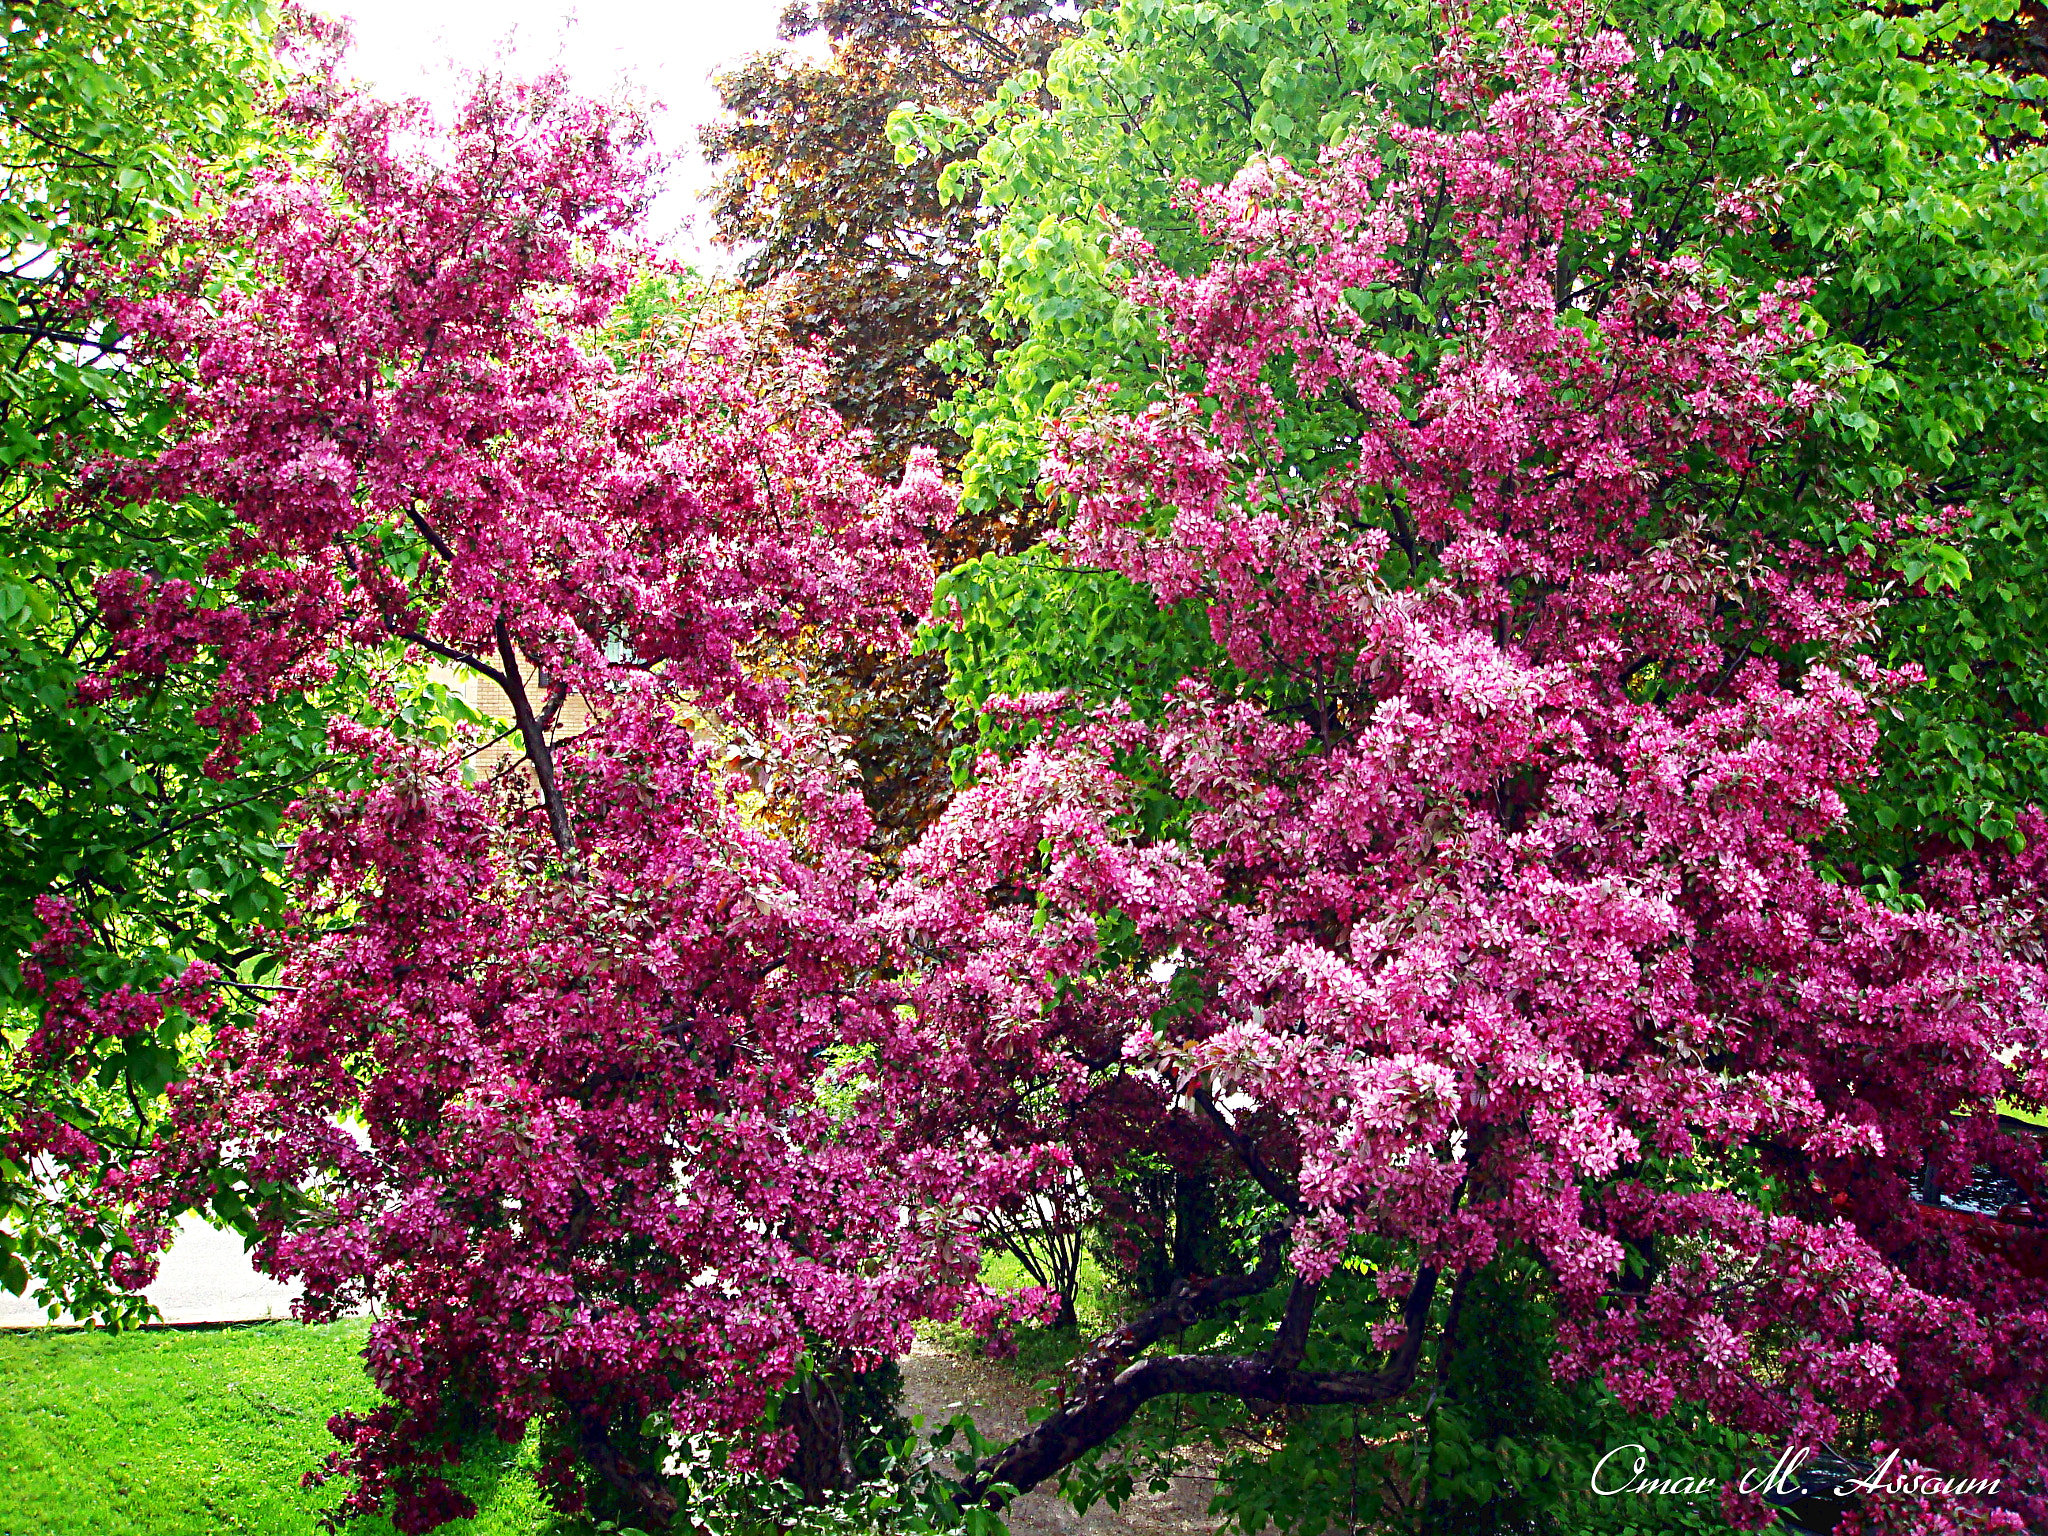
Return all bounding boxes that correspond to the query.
[625,1422,1012,1536]
[0,0,300,981]
[919,548,1223,773]
[1616,0,2048,871]
[0,0,288,1321]
[0,1,431,1321]
[898,0,2048,868]
[892,0,1440,512]
[838,1360,913,1482]
[0,0,280,430]
[1394,1266,1759,1536]
[1047,1250,1763,1536]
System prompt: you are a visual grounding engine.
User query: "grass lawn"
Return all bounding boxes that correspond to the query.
[0,1247,1098,1536]
[928,1245,1127,1392]
[0,1320,554,1536]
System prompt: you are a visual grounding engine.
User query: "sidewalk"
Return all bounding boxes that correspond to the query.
[899,1336,1219,1536]
[0,1214,300,1327]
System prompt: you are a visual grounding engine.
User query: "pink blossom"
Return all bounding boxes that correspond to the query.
[899,17,2048,1528]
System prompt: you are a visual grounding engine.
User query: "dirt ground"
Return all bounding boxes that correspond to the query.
[899,1337,1223,1536]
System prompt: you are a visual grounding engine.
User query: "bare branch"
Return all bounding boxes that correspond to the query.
[493,616,577,858]
[968,1261,1439,1503]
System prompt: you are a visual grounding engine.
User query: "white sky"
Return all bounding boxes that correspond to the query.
[327,0,825,263]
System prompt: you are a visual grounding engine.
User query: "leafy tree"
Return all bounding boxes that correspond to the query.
[705,0,1069,478]
[896,22,2048,1533]
[894,11,2048,1514]
[899,0,2048,873]
[704,1,1076,857]
[891,16,2048,1524]
[70,57,1046,1533]
[0,0,369,1324]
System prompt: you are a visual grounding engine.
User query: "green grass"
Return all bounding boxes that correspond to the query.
[916,1245,1130,1392]
[0,1321,554,1536]
[0,1244,1126,1536]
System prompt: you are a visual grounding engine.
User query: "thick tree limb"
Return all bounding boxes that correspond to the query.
[789,1373,855,1504]
[576,1415,679,1529]
[1068,1222,1291,1390]
[494,615,578,858]
[967,1263,1439,1503]
[1267,1275,1320,1370]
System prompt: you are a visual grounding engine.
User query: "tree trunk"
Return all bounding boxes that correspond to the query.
[964,1230,1439,1506]
[577,1415,680,1531]
[789,1371,854,1504]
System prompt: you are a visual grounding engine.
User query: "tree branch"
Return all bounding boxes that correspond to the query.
[406,506,456,563]
[1046,1222,1291,1408]
[576,1414,679,1527]
[1267,1275,1320,1371]
[493,616,577,859]
[394,630,511,691]
[1193,1086,1303,1213]
[967,1262,1438,1503]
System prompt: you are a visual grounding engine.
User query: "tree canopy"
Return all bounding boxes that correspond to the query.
[897,23,2048,1527]
[1,2,2046,1533]
[901,0,2048,872]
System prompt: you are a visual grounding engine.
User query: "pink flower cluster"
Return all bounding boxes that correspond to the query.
[65,53,980,1533]
[960,1285,1065,1358]
[18,896,222,1079]
[899,17,2048,1528]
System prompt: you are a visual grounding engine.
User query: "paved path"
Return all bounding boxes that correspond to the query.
[0,1213,299,1327]
[900,1337,1222,1536]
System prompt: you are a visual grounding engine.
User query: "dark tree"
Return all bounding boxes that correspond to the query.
[703,1,1071,853]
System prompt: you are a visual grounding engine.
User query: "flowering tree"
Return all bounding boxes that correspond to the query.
[39,13,2048,1535]
[0,0,349,1328]
[61,49,1030,1533]
[899,20,2048,1531]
